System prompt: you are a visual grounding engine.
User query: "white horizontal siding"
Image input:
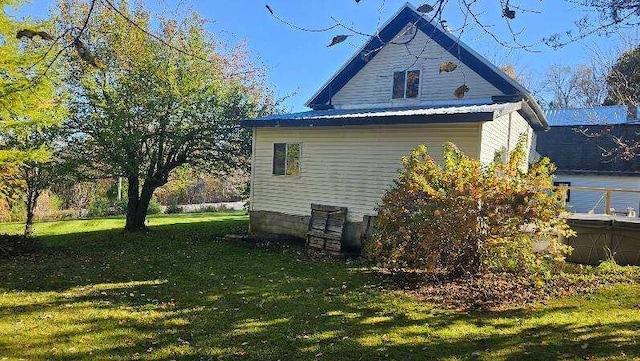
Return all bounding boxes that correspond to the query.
[251,124,482,222]
[555,175,640,214]
[479,112,534,167]
[331,29,503,107]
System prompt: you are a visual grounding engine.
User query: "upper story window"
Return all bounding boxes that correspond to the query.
[392,69,420,99]
[273,143,301,176]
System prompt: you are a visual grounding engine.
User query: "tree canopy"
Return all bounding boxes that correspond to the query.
[605,46,640,107]
[0,0,64,165]
[0,0,66,216]
[59,1,272,230]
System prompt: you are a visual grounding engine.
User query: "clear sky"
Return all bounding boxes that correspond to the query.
[14,0,640,111]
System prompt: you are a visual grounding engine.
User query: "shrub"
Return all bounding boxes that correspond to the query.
[364,139,573,277]
[34,191,63,221]
[106,199,128,216]
[197,204,230,213]
[166,200,183,214]
[88,197,110,217]
[146,197,163,215]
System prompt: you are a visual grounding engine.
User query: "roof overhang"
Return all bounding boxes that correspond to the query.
[243,101,524,128]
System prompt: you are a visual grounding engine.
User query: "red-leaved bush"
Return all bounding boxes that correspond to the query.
[364,139,573,277]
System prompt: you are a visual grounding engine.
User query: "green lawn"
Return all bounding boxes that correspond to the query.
[0,212,639,360]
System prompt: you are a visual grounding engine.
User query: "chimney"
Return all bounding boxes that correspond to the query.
[628,104,638,120]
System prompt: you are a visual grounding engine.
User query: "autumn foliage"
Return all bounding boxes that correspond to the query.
[365,139,573,277]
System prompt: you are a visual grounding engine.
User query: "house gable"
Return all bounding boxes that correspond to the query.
[331,29,503,107]
[306,4,524,109]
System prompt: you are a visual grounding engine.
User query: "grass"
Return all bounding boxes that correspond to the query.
[0,212,639,360]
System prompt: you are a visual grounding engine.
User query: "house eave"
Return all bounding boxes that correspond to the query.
[492,94,548,130]
[243,112,495,128]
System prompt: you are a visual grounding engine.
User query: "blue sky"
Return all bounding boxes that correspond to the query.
[14,0,639,111]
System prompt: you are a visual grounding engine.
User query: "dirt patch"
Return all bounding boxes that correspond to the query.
[381,267,640,311]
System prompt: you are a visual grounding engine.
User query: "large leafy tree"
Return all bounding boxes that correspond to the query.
[1,1,54,162]
[1,0,66,228]
[605,46,640,107]
[0,0,61,164]
[60,1,271,230]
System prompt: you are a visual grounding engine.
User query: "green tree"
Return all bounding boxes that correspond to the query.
[60,1,271,230]
[3,125,70,235]
[0,0,60,167]
[604,46,640,107]
[1,0,67,233]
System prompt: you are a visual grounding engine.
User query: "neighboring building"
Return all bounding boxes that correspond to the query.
[243,4,548,249]
[537,105,640,214]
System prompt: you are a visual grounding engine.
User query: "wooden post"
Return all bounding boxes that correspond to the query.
[605,189,612,214]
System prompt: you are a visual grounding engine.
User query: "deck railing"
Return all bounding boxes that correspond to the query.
[555,185,640,216]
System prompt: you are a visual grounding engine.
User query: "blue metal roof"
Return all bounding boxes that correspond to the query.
[243,101,530,128]
[545,106,638,126]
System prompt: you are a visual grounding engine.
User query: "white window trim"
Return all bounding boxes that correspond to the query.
[272,142,302,177]
[390,68,422,101]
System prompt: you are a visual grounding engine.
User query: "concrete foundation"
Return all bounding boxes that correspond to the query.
[248,210,372,251]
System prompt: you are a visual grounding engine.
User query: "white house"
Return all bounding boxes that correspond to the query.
[536,105,640,214]
[243,3,548,250]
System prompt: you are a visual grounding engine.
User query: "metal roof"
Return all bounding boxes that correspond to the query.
[254,102,519,121]
[545,105,638,126]
[243,102,523,128]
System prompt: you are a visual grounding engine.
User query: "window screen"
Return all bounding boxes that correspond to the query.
[406,70,420,98]
[273,143,301,176]
[286,143,301,176]
[392,71,406,99]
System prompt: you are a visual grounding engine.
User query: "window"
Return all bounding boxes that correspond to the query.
[273,143,301,176]
[392,69,421,99]
[554,181,571,202]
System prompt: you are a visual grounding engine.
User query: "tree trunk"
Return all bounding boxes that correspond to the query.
[125,174,143,231]
[124,175,156,231]
[24,176,38,237]
[24,208,35,237]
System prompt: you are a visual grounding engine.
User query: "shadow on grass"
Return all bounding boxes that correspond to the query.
[0,217,638,360]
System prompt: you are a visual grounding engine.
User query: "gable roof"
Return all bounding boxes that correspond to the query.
[303,3,546,128]
[307,4,523,105]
